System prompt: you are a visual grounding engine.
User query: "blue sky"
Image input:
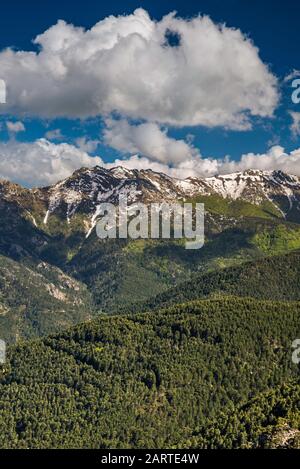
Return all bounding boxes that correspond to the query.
[0,0,300,186]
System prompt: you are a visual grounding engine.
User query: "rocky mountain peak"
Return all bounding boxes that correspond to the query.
[2,166,300,234]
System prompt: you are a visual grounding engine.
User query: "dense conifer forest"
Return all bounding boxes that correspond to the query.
[1,171,300,449]
[0,297,299,449]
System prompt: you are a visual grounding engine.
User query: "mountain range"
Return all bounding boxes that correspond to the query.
[2,167,300,235]
[1,165,300,449]
[1,166,300,342]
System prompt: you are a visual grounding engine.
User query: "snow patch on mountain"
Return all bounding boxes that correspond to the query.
[4,166,300,234]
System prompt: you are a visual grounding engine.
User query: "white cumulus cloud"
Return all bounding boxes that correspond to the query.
[0,8,278,129]
[224,145,300,176]
[0,138,102,187]
[1,138,300,187]
[103,119,200,164]
[75,136,99,153]
[107,145,300,179]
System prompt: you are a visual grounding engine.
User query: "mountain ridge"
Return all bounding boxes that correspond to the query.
[1,166,300,237]
[2,166,300,343]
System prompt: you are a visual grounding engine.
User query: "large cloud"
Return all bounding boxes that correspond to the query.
[103,119,300,178]
[107,145,300,179]
[103,119,200,164]
[0,138,102,187]
[0,8,278,129]
[1,138,300,188]
[224,145,300,176]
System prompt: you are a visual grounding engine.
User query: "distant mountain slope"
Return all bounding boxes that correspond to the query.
[2,167,300,239]
[0,297,299,448]
[0,254,93,343]
[2,167,300,341]
[128,250,300,313]
[38,167,300,228]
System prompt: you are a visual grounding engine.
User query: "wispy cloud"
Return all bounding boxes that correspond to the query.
[6,121,25,133]
[45,128,64,140]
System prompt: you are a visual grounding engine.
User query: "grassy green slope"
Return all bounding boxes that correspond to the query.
[67,220,300,313]
[189,194,283,220]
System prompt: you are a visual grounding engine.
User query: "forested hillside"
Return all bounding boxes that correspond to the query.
[187,379,300,449]
[1,168,300,450]
[1,0,300,453]
[0,297,299,448]
[128,250,300,313]
[2,166,300,341]
[0,254,93,343]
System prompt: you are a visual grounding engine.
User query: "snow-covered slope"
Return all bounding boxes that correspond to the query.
[2,166,300,235]
[204,169,300,202]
